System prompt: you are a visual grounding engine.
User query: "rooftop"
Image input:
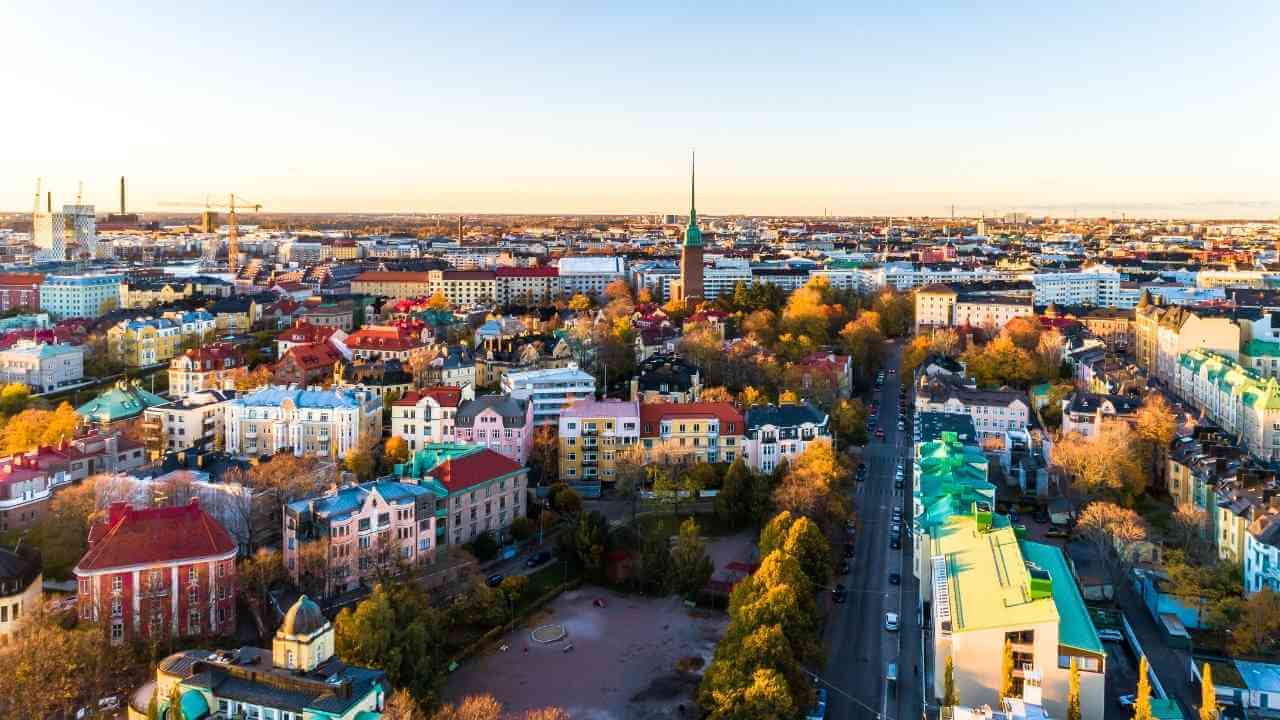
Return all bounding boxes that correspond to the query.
[77,500,236,574]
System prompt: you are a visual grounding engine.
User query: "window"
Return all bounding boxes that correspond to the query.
[112,576,123,594]
[110,621,124,643]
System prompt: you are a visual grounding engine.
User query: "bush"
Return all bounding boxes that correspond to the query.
[467,531,500,562]
[510,517,536,542]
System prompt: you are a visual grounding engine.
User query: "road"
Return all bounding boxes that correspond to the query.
[822,341,923,720]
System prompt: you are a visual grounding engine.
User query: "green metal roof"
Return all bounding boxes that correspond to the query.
[76,380,168,423]
[1020,540,1104,654]
[1244,339,1280,358]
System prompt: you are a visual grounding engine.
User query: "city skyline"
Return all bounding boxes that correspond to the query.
[5,1,1279,218]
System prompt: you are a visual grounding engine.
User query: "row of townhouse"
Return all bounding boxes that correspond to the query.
[1173,349,1280,462]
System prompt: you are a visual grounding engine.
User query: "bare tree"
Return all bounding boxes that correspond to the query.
[1076,501,1148,590]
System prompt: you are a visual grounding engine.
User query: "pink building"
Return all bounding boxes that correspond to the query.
[454,395,535,465]
[283,480,438,597]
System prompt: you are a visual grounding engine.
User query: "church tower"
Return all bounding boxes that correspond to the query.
[676,152,704,304]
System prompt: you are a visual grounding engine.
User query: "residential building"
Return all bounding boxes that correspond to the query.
[495,266,560,305]
[345,324,424,361]
[142,390,238,460]
[351,270,432,299]
[118,279,197,308]
[74,500,237,644]
[298,300,355,331]
[0,272,44,312]
[390,385,474,451]
[1136,300,1243,383]
[558,399,641,484]
[557,256,626,296]
[639,402,746,465]
[284,480,438,594]
[915,284,958,331]
[743,401,832,474]
[276,320,346,357]
[1060,392,1141,438]
[630,354,702,403]
[207,297,261,335]
[501,363,595,425]
[40,274,123,320]
[224,386,382,459]
[0,450,61,532]
[914,433,1105,720]
[107,317,183,366]
[954,294,1036,330]
[77,379,169,425]
[273,342,344,387]
[0,545,40,645]
[396,444,529,546]
[1174,349,1280,462]
[1245,512,1280,595]
[427,269,497,306]
[454,395,535,465]
[0,340,85,392]
[915,381,1031,443]
[168,342,246,397]
[1031,267,1125,307]
[140,595,387,720]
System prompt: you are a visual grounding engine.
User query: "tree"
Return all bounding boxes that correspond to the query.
[568,293,592,312]
[0,610,126,720]
[384,688,424,720]
[335,582,449,712]
[635,522,673,595]
[431,693,502,720]
[425,290,450,310]
[499,574,529,610]
[671,517,714,596]
[1076,501,1147,588]
[742,309,778,347]
[528,426,559,487]
[700,386,735,403]
[839,313,886,383]
[614,444,647,525]
[0,402,81,455]
[1228,587,1280,656]
[1135,655,1153,720]
[549,484,582,517]
[238,548,285,620]
[709,667,796,720]
[738,386,768,410]
[830,399,868,446]
[871,289,913,338]
[468,531,500,562]
[773,441,844,523]
[943,654,958,708]
[781,516,831,590]
[234,364,274,391]
[510,517,536,542]
[574,510,608,581]
[3,476,100,579]
[715,458,754,528]
[1068,657,1082,720]
[1134,392,1177,481]
[0,383,33,418]
[345,446,376,481]
[385,435,410,466]
[1200,662,1218,720]
[758,511,796,558]
[1052,423,1146,503]
[1000,638,1016,699]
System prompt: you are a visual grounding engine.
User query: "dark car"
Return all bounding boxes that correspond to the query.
[875,429,886,439]
[486,574,504,587]
[890,537,901,550]
[1033,510,1050,524]
[894,477,904,489]
[889,572,901,585]
[525,551,552,568]
[843,543,855,558]
[839,560,851,575]
[832,585,848,604]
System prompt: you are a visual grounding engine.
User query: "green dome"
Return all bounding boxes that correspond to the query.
[178,689,210,720]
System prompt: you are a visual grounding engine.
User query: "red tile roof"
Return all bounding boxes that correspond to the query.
[495,266,558,278]
[441,271,496,281]
[180,342,245,368]
[353,271,431,283]
[427,448,524,493]
[346,325,422,351]
[0,273,44,286]
[639,402,745,437]
[395,386,464,408]
[280,342,341,371]
[76,500,236,573]
[277,321,337,345]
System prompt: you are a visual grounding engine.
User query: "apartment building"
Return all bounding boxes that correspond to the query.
[390,385,474,451]
[168,342,246,397]
[454,395,535,465]
[223,386,382,459]
[142,390,238,460]
[350,270,432,300]
[1059,392,1141,438]
[1136,301,1243,383]
[1031,267,1125,307]
[276,320,346,357]
[639,402,745,465]
[913,432,1105,720]
[1245,513,1280,595]
[0,272,44,311]
[915,284,959,331]
[915,381,1031,441]
[74,500,237,645]
[284,480,438,594]
[107,317,182,366]
[495,266,561,305]
[557,256,626,296]
[345,324,424,361]
[631,355,703,403]
[558,399,641,484]
[743,401,831,474]
[0,340,85,392]
[427,269,497,306]
[40,274,123,319]
[0,545,40,645]
[501,363,595,425]
[1175,349,1280,462]
[118,279,197,308]
[396,443,529,546]
[954,294,1035,330]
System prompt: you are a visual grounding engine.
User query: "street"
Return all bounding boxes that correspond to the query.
[822,342,923,720]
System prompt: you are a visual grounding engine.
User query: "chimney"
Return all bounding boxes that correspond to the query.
[119,176,126,214]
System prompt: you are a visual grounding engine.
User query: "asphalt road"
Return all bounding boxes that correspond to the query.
[821,342,923,720]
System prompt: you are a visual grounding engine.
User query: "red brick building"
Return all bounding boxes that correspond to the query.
[0,273,44,312]
[74,500,237,644]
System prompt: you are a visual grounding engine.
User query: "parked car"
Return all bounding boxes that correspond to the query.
[525,551,552,568]
[806,688,829,720]
[844,543,855,558]
[1046,527,1071,539]
[832,585,848,604]
[486,574,505,587]
[839,560,851,575]
[875,429,886,439]
[1117,694,1136,708]
[890,537,901,550]
[884,612,900,631]
[894,477,904,489]
[889,572,901,585]
[1097,629,1124,642]
[1033,510,1050,524]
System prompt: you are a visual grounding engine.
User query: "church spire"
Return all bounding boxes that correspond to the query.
[684,150,702,247]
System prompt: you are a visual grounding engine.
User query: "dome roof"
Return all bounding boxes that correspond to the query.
[178,689,210,720]
[281,595,326,636]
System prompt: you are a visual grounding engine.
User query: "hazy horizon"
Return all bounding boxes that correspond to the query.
[5,1,1279,219]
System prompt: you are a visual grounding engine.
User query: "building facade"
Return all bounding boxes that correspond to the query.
[558,399,641,484]
[639,402,746,465]
[142,390,238,460]
[0,546,40,645]
[501,363,595,425]
[0,272,44,312]
[224,387,382,459]
[75,500,237,645]
[40,274,123,319]
[168,342,246,397]
[396,444,529,546]
[350,271,432,299]
[743,401,832,474]
[1175,349,1280,462]
[390,385,473,451]
[0,340,85,392]
[454,395,535,465]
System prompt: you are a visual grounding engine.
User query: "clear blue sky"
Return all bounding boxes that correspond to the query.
[5,1,1279,217]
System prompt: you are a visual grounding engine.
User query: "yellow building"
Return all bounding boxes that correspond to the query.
[118,280,195,309]
[351,271,432,300]
[108,317,183,366]
[639,401,746,466]
[558,399,641,484]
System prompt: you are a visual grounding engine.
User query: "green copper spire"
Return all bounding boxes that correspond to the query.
[684,150,703,247]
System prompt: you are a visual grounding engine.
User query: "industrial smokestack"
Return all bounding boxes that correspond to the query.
[120,176,126,214]
[46,192,51,213]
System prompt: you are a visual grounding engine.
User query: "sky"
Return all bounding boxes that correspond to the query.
[4,1,1279,218]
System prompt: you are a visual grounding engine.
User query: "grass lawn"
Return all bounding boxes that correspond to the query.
[636,511,741,539]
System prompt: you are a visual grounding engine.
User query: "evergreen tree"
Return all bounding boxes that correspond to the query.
[943,655,958,708]
[1067,658,1082,720]
[1000,638,1016,699]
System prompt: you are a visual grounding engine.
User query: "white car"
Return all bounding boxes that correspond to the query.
[884,612,900,631]
[1097,629,1124,642]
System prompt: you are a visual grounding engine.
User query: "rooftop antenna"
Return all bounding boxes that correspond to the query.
[32,178,41,217]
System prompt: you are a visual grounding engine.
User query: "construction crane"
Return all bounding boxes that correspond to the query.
[159,194,262,273]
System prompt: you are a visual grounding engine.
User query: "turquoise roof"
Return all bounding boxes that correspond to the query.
[178,689,211,720]
[1244,338,1280,359]
[1019,540,1104,654]
[914,431,993,532]
[683,153,702,248]
[396,442,483,480]
[76,380,167,423]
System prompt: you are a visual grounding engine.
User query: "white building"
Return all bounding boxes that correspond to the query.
[743,402,831,474]
[143,390,238,458]
[557,256,626,297]
[915,383,1031,442]
[390,385,475,451]
[0,340,85,392]
[40,274,124,320]
[224,386,382,459]
[702,257,753,300]
[1244,512,1280,595]
[501,363,595,425]
[33,203,98,261]
[1032,267,1125,307]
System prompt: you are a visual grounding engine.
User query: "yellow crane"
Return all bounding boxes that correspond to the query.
[159,194,262,273]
